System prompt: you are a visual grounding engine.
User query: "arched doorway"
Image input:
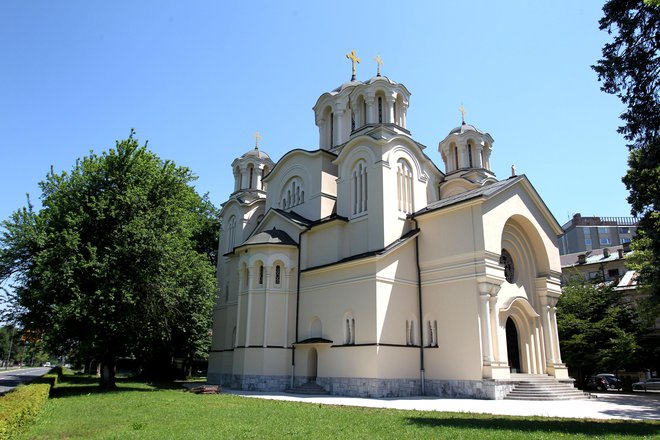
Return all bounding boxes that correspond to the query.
[506,318,521,373]
[308,348,318,382]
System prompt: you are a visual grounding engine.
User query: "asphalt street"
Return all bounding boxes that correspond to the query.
[0,366,51,395]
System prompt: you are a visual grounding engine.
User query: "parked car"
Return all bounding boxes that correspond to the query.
[586,374,622,391]
[632,378,660,392]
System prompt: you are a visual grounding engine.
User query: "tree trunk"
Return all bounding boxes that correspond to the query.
[99,357,117,390]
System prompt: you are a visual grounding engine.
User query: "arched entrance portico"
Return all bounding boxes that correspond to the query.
[501,297,545,375]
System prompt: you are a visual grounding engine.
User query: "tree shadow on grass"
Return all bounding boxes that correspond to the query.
[405,416,660,437]
[50,375,159,399]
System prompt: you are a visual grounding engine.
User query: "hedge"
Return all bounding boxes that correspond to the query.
[0,369,58,440]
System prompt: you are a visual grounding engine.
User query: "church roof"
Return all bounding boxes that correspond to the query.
[415,176,523,216]
[240,146,271,160]
[448,123,486,135]
[242,228,297,246]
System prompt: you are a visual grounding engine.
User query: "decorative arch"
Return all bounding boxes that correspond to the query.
[499,297,544,374]
[310,317,322,339]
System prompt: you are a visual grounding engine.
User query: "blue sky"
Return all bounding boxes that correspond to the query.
[1,1,631,229]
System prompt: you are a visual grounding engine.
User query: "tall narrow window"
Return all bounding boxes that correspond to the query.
[397,159,413,214]
[427,320,438,347]
[378,97,383,123]
[248,166,254,188]
[362,100,367,125]
[351,110,355,131]
[226,216,236,252]
[258,265,264,285]
[406,320,415,345]
[393,101,397,125]
[352,160,368,215]
[275,265,281,285]
[467,144,473,167]
[330,112,334,146]
[345,317,355,345]
[452,145,459,170]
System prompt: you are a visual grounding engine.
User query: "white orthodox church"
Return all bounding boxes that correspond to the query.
[208,56,569,399]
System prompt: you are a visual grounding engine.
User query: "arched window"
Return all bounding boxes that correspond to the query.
[281,179,305,210]
[467,144,473,168]
[275,264,281,285]
[248,164,254,188]
[378,97,383,123]
[426,320,438,347]
[226,216,236,252]
[330,112,334,146]
[397,159,414,214]
[362,99,367,125]
[406,320,415,345]
[352,160,368,215]
[452,144,459,170]
[344,315,355,345]
[258,264,264,285]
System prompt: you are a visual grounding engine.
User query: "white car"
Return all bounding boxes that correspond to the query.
[632,378,660,391]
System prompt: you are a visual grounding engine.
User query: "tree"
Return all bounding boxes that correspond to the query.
[0,132,219,388]
[593,0,660,300]
[557,278,643,387]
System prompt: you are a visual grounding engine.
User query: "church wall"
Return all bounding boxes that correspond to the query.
[246,293,266,347]
[265,152,338,222]
[415,204,489,381]
[422,278,484,380]
[265,292,288,347]
[302,222,345,269]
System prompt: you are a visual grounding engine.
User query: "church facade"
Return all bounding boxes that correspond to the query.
[207,62,568,399]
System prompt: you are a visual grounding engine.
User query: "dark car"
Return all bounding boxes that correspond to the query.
[586,374,622,391]
[632,378,660,391]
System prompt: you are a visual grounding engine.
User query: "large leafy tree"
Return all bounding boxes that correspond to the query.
[0,132,219,388]
[557,278,644,387]
[593,0,660,299]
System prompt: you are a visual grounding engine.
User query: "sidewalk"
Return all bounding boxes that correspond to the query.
[223,389,660,421]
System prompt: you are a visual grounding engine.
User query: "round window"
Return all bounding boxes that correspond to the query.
[500,249,515,284]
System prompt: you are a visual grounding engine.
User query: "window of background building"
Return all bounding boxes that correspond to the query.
[600,238,611,245]
[584,238,592,246]
[621,238,631,244]
[598,227,609,234]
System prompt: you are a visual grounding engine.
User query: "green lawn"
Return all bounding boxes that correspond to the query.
[17,375,660,439]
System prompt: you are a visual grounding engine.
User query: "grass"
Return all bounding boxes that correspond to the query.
[16,375,660,439]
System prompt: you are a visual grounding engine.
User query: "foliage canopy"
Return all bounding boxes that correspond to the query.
[0,133,219,387]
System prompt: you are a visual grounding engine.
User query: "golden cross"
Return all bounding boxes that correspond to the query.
[374,54,383,77]
[254,131,262,148]
[346,50,361,81]
[459,104,467,124]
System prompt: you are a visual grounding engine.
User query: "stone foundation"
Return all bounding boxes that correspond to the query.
[207,373,290,392]
[209,372,517,400]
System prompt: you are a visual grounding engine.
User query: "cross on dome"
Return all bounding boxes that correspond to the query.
[254,131,262,149]
[374,54,383,77]
[346,50,361,81]
[459,104,467,125]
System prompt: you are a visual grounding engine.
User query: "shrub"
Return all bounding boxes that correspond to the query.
[0,380,53,440]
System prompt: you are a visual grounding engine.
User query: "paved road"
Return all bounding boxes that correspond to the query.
[0,367,51,395]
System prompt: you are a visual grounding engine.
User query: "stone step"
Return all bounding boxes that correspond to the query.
[504,374,592,401]
[285,381,329,395]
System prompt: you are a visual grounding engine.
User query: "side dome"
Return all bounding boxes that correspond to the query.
[241,146,271,161]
